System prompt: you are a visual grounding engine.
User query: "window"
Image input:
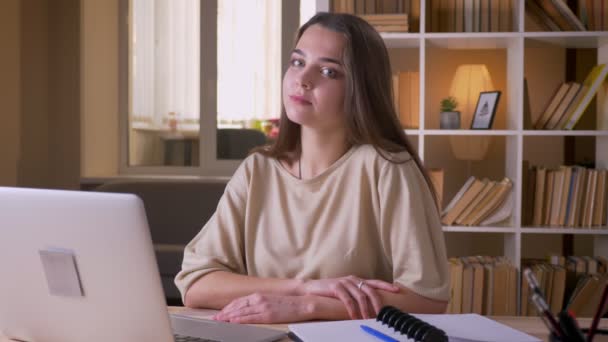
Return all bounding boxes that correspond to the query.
[123,0,315,174]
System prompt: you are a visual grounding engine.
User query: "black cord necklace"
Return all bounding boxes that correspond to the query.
[298,156,302,180]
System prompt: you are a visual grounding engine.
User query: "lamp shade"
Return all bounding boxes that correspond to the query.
[448,64,495,161]
[449,64,494,128]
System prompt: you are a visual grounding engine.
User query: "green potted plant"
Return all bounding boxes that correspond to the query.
[440,96,460,129]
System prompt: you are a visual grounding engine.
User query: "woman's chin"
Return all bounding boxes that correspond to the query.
[285,111,314,126]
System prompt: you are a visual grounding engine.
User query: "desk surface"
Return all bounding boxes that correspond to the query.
[168,306,608,342]
[2,307,607,341]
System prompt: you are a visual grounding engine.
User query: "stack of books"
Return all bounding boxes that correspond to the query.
[526,0,586,31]
[522,255,608,317]
[522,163,608,228]
[392,71,419,129]
[447,256,517,316]
[533,64,608,130]
[360,13,409,32]
[428,0,515,33]
[332,0,420,32]
[526,0,608,31]
[441,176,513,226]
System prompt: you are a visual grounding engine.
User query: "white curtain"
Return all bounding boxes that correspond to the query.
[131,0,200,130]
[217,0,282,122]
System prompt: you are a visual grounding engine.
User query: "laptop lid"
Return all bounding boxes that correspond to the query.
[0,187,285,342]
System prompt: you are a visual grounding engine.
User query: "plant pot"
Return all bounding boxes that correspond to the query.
[440,111,461,129]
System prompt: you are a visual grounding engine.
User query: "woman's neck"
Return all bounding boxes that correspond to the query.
[299,128,350,179]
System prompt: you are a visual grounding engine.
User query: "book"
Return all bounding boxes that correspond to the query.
[544,82,582,129]
[499,0,512,32]
[593,169,606,226]
[475,178,513,226]
[532,167,547,226]
[550,0,586,30]
[526,0,561,31]
[535,0,583,31]
[555,85,589,129]
[288,306,541,341]
[442,176,476,216]
[533,82,571,129]
[563,64,608,129]
[448,258,464,313]
[429,168,445,210]
[442,178,487,226]
[454,179,495,225]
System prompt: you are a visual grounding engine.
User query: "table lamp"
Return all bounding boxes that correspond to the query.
[448,64,494,161]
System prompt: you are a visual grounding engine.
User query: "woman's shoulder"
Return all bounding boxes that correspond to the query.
[354,143,413,167]
[236,151,278,174]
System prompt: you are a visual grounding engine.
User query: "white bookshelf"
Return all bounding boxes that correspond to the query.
[323,0,608,314]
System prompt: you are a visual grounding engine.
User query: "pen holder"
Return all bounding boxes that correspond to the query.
[549,332,563,342]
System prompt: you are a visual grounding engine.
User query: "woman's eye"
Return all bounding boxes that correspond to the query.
[321,68,337,78]
[291,59,303,67]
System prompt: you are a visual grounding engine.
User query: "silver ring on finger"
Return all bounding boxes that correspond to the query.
[357,280,365,290]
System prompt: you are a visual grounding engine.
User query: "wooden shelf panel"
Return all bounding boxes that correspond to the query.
[521,228,608,234]
[443,226,516,233]
[380,33,421,48]
[425,33,518,49]
[524,32,608,49]
[424,129,518,136]
[523,130,608,136]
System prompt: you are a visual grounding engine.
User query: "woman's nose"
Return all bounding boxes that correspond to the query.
[295,69,313,89]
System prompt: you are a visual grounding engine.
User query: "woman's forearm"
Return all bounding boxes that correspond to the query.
[379,286,447,314]
[309,287,446,320]
[184,271,304,309]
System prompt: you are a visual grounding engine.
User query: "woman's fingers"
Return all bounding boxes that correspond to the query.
[333,283,360,319]
[363,279,401,292]
[360,283,384,315]
[343,280,374,319]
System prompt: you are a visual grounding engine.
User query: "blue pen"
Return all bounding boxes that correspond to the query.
[360,324,399,342]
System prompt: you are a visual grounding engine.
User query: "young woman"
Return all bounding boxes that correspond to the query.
[175,12,449,324]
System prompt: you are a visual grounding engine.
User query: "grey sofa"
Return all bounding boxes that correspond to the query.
[95,179,227,305]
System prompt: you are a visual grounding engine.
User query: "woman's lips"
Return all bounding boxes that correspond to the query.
[289,95,312,105]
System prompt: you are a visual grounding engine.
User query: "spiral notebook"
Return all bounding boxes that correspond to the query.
[288,306,541,342]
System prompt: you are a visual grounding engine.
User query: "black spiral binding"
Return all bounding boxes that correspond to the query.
[376,306,448,342]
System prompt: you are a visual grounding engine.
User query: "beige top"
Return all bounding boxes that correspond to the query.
[175,145,449,302]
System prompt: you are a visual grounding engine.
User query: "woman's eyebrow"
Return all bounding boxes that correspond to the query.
[292,48,342,66]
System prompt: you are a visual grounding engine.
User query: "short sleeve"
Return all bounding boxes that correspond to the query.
[378,158,449,301]
[174,160,250,303]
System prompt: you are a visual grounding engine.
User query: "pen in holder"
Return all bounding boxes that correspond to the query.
[525,268,608,342]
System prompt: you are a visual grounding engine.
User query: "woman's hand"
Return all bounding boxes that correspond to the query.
[212,293,316,324]
[298,276,400,319]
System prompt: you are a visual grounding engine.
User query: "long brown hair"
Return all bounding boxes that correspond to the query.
[255,12,437,208]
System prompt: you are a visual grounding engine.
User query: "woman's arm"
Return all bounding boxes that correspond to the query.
[183,271,304,309]
[378,284,447,314]
[187,271,445,323]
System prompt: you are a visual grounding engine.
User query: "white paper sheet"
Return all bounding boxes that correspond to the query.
[288,313,541,342]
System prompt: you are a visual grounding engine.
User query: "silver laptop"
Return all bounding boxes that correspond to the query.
[0,187,286,342]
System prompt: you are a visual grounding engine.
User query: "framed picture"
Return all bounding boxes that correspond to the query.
[471,91,501,129]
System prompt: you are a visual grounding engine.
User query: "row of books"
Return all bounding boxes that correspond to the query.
[332,0,421,32]
[361,13,409,32]
[527,0,607,32]
[447,256,517,316]
[533,64,608,130]
[441,176,513,226]
[428,0,514,33]
[522,256,608,318]
[522,163,608,228]
[392,71,420,129]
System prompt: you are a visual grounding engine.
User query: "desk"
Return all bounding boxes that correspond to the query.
[2,307,607,342]
[168,307,608,342]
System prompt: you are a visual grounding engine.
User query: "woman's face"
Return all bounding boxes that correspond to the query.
[283,24,347,132]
